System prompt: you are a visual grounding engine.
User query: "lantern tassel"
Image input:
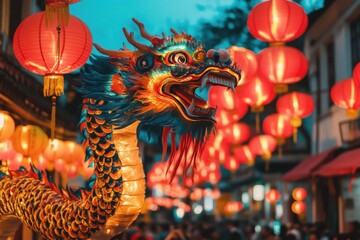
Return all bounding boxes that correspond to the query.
[51,96,57,142]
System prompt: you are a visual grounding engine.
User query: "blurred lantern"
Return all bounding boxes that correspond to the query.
[63,141,85,164]
[228,46,257,83]
[190,188,204,201]
[353,63,360,87]
[54,158,66,173]
[263,113,293,156]
[292,187,308,201]
[0,140,16,163]
[66,163,79,178]
[291,200,306,214]
[202,134,230,164]
[330,78,360,119]
[214,104,249,128]
[11,125,49,158]
[257,46,308,93]
[208,86,239,111]
[224,201,243,213]
[233,145,255,166]
[236,77,276,132]
[8,153,23,171]
[211,189,221,199]
[277,91,314,142]
[223,155,240,172]
[249,135,277,170]
[219,123,250,145]
[13,11,92,140]
[32,154,48,171]
[0,112,15,142]
[265,189,281,203]
[247,0,308,43]
[43,138,66,163]
[82,160,94,179]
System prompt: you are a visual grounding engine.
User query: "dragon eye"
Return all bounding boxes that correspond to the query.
[169,52,189,64]
[135,54,154,73]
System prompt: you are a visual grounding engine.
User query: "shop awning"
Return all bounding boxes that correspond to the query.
[282,147,338,182]
[313,147,360,177]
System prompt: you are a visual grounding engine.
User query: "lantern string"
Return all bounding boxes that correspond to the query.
[293,127,297,143]
[256,112,260,133]
[51,96,57,142]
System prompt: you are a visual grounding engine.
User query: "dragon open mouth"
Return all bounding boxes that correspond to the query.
[165,67,240,121]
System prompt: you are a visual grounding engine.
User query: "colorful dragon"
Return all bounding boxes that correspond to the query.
[0,19,240,239]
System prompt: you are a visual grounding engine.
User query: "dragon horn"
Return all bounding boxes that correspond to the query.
[94,43,133,58]
[122,27,159,55]
[132,18,156,43]
[170,28,181,37]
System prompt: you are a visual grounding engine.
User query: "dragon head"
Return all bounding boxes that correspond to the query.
[82,18,241,176]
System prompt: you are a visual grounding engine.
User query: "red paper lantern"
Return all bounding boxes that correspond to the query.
[219,123,250,145]
[11,125,49,158]
[13,12,92,97]
[0,140,16,162]
[277,91,314,142]
[263,113,293,149]
[0,112,15,142]
[291,200,306,214]
[63,141,85,164]
[233,145,255,166]
[209,86,238,111]
[353,63,360,87]
[247,0,308,43]
[265,189,281,203]
[228,46,257,83]
[43,138,66,162]
[292,187,308,201]
[224,201,243,213]
[223,156,240,172]
[257,46,308,93]
[249,135,277,161]
[330,78,360,119]
[237,77,276,111]
[214,105,248,128]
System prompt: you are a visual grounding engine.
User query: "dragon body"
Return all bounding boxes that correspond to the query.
[0,19,240,239]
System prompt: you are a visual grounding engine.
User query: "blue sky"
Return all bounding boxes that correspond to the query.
[70,0,234,51]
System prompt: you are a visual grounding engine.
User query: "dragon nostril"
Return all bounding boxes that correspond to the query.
[213,52,220,63]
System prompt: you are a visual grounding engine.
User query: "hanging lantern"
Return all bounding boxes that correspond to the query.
[263,113,293,156]
[214,104,249,128]
[8,153,24,171]
[43,138,66,163]
[247,0,308,44]
[265,189,281,203]
[63,141,85,164]
[209,86,240,111]
[223,155,241,172]
[0,140,16,163]
[291,200,306,214]
[0,112,15,142]
[257,46,308,93]
[249,135,277,170]
[219,123,250,145]
[32,154,48,171]
[233,145,255,166]
[65,163,79,178]
[292,187,308,201]
[228,46,257,83]
[224,201,243,213]
[11,125,49,158]
[353,63,360,87]
[236,77,276,131]
[277,91,314,142]
[13,11,92,140]
[330,78,360,119]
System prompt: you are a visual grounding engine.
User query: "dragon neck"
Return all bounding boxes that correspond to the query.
[85,99,145,239]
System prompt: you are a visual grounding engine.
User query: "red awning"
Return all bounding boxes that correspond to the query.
[282,147,338,181]
[313,147,360,177]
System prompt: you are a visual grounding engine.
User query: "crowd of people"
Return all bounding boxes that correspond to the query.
[120,219,360,240]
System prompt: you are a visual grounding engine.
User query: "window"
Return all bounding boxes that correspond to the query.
[350,17,360,68]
